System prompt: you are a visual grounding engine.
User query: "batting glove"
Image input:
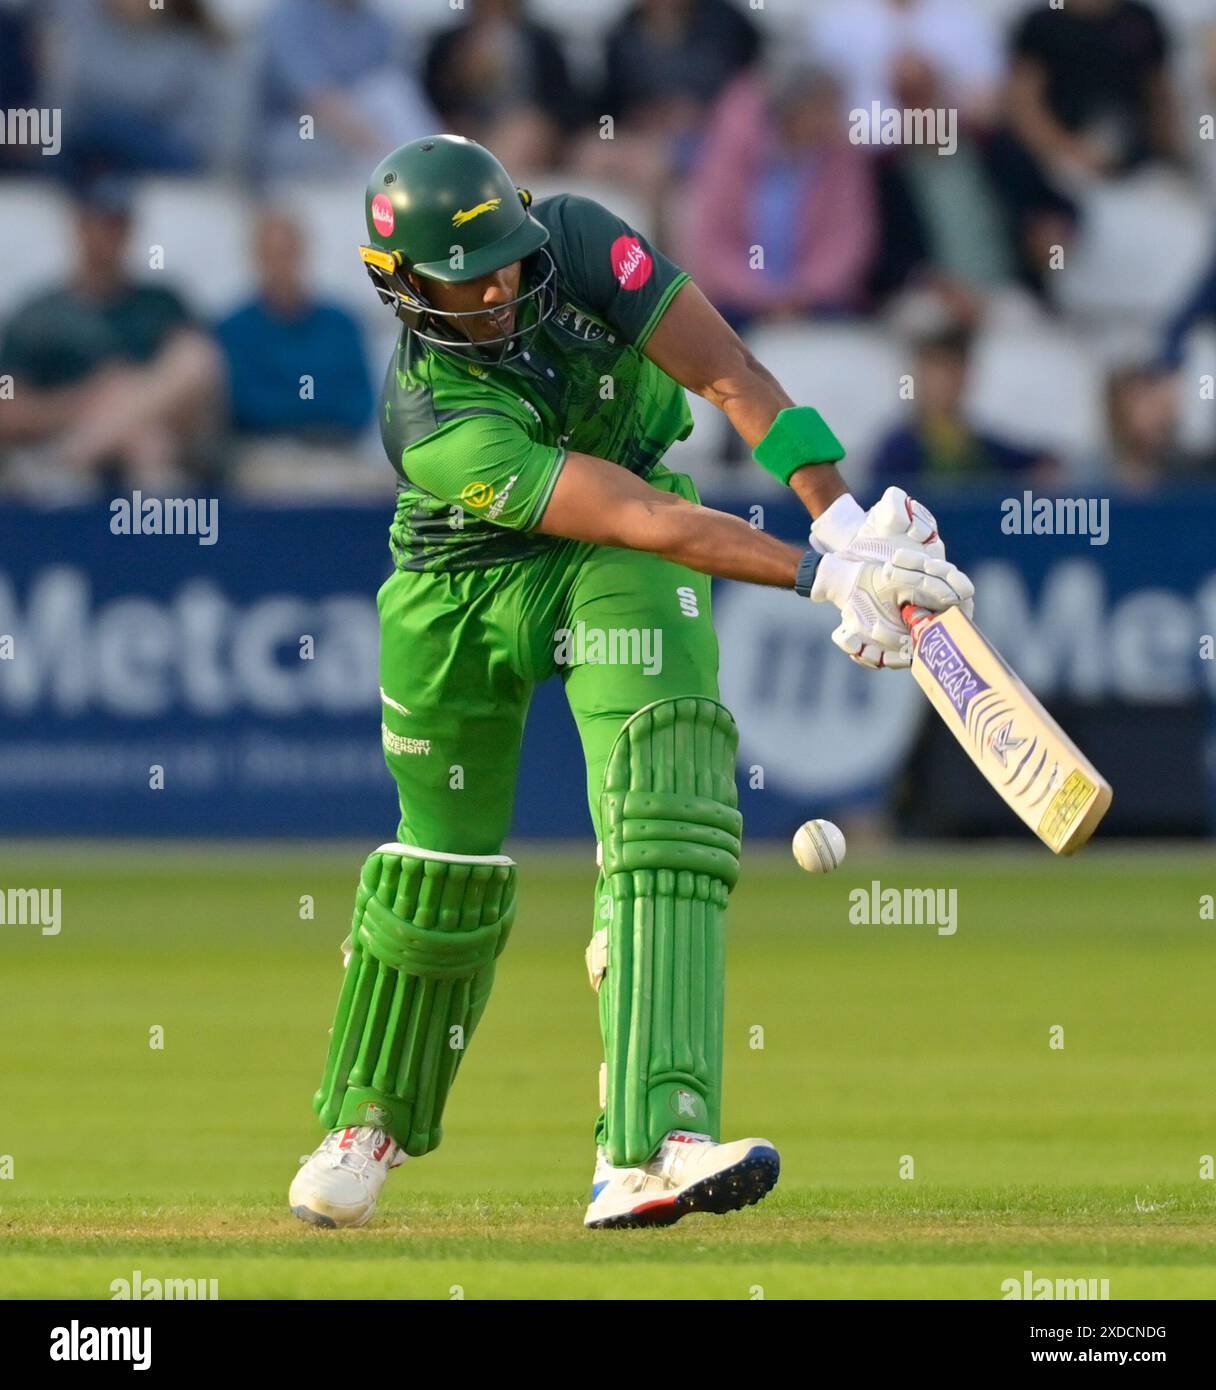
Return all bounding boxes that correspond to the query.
[810,486,944,562]
[810,548,975,670]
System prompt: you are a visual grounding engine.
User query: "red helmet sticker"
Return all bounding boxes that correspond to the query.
[611,235,653,291]
[371,194,395,237]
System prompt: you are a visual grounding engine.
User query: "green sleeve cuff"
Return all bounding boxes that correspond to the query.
[636,272,690,349]
[522,447,567,531]
[753,406,845,485]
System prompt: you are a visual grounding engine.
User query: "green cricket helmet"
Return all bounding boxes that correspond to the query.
[359,134,555,363]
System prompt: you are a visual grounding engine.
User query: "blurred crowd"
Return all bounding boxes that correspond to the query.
[1,0,1215,499]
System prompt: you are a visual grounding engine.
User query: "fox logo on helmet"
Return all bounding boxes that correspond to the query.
[452,198,502,228]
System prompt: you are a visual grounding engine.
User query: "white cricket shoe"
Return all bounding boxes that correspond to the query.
[289,1125,405,1229]
[583,1130,780,1229]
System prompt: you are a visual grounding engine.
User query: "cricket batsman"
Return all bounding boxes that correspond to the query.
[289,135,974,1230]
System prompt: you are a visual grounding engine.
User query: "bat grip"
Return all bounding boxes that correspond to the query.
[901,604,934,649]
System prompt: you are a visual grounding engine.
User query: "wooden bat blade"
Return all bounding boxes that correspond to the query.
[903,605,1112,854]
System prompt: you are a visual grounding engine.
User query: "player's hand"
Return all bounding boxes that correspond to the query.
[811,549,975,670]
[810,486,943,563]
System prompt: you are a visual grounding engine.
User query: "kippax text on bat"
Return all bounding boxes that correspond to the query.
[918,623,989,720]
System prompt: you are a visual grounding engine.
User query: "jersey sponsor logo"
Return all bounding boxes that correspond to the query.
[485,474,519,521]
[371,194,395,237]
[611,235,653,291]
[381,723,431,757]
[452,198,502,228]
[460,481,495,509]
[676,585,699,618]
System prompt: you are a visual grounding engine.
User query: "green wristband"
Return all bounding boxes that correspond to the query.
[753,406,845,485]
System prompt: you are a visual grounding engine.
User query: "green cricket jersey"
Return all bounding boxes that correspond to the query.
[379,194,693,571]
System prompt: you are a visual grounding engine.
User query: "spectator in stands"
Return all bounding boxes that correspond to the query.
[574,0,760,223]
[872,326,1054,485]
[215,208,374,490]
[41,0,230,177]
[0,178,222,495]
[681,64,876,330]
[991,0,1181,294]
[869,52,1016,318]
[1103,365,1212,490]
[424,0,580,172]
[257,0,437,177]
[809,0,1003,128]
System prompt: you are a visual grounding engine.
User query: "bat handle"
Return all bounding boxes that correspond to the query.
[901,604,934,649]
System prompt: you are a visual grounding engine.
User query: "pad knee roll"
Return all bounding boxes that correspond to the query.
[596,697,742,1166]
[314,843,516,1155]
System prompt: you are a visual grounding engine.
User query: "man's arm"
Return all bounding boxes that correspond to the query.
[0,378,97,443]
[535,451,803,588]
[641,280,848,519]
[534,451,974,674]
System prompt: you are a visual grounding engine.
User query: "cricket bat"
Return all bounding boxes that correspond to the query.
[902,604,1112,855]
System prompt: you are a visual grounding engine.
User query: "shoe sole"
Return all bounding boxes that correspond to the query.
[289,1200,340,1234]
[291,1203,339,1229]
[290,1202,377,1230]
[585,1145,781,1230]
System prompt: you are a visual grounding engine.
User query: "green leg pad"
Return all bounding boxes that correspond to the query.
[313,843,516,1156]
[598,697,742,1166]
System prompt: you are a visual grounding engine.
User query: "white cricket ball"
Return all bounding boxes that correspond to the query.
[792,819,846,874]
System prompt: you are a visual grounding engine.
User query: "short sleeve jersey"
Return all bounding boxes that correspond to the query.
[379,194,692,572]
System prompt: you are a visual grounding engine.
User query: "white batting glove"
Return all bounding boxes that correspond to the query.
[810,486,943,562]
[810,548,975,670]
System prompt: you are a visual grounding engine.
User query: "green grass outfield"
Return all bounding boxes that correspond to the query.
[1,842,1213,1300]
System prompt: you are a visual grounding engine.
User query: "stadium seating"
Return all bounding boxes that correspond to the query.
[0,182,72,323]
[742,321,908,487]
[1057,169,1212,329]
[966,324,1106,463]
